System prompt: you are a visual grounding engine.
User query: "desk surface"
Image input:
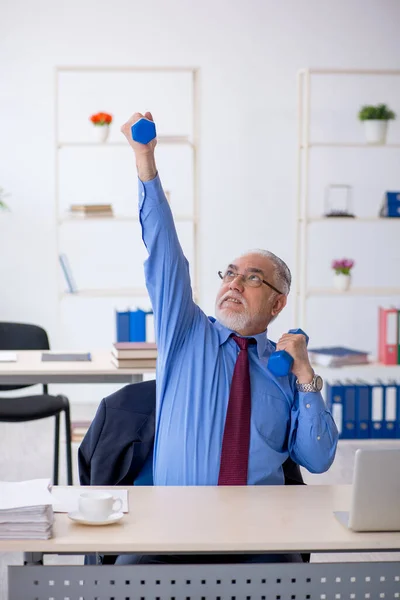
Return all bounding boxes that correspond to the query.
[1,485,399,554]
[0,350,156,384]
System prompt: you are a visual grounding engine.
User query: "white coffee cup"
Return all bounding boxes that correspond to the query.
[78,491,123,521]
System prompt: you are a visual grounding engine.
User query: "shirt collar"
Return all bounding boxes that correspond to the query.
[209,316,275,359]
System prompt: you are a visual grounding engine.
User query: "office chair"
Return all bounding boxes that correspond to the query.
[0,322,73,485]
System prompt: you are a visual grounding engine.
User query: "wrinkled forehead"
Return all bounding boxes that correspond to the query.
[227,254,275,278]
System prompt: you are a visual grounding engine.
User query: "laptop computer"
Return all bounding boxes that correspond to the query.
[335,448,400,532]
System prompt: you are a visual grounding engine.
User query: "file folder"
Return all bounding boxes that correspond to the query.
[355,380,371,439]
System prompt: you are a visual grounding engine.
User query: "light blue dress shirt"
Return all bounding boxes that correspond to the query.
[138,175,338,486]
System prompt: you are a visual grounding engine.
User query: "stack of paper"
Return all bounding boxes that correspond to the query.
[0,479,54,539]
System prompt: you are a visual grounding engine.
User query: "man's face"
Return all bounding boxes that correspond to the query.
[215,254,287,336]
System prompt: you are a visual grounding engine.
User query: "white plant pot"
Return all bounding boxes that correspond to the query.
[363,120,388,145]
[92,125,110,143]
[333,273,351,292]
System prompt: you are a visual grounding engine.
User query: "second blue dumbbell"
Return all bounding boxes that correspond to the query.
[131,118,157,145]
[267,328,309,377]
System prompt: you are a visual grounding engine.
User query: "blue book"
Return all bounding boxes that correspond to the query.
[59,254,77,293]
[116,310,130,342]
[308,346,369,367]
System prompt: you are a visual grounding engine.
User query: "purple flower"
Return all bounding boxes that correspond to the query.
[331,258,355,274]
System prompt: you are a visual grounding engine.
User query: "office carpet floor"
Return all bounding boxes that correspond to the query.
[1,413,399,599]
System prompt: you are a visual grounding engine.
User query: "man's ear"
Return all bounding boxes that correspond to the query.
[271,294,287,318]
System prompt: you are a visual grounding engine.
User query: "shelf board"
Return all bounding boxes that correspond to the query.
[305,68,400,76]
[61,288,148,298]
[300,142,400,149]
[306,287,400,297]
[58,214,195,223]
[61,286,199,299]
[305,217,397,223]
[58,136,192,148]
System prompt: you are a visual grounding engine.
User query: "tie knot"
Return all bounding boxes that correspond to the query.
[232,335,256,351]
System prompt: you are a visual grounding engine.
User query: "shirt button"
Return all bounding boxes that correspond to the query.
[306,403,311,409]
[317,435,321,440]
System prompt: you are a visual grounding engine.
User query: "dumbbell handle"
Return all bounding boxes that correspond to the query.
[267,328,309,377]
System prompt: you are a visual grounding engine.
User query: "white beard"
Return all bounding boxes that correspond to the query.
[215,305,252,333]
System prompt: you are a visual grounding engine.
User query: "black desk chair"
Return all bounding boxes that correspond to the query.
[0,322,73,485]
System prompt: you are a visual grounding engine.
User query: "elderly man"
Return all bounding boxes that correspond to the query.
[118,111,338,564]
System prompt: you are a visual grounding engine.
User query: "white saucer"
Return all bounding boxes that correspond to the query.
[68,511,124,526]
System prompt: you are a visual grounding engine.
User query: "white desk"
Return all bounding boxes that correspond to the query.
[1,484,400,554]
[3,485,400,599]
[0,350,156,385]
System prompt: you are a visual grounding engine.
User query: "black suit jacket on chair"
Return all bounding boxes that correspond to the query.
[78,380,156,486]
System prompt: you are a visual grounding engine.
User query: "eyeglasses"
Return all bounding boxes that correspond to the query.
[218,269,284,295]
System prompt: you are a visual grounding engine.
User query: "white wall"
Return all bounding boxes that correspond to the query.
[1,0,400,402]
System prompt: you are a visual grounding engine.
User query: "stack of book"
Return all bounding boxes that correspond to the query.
[308,346,370,368]
[0,479,54,540]
[111,342,157,369]
[69,204,114,218]
[71,420,92,443]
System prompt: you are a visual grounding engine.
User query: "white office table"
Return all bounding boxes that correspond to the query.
[3,485,400,599]
[0,350,156,385]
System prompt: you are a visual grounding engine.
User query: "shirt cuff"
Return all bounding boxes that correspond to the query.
[138,174,166,211]
[298,391,327,418]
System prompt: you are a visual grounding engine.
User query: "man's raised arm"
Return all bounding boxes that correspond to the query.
[121,112,200,357]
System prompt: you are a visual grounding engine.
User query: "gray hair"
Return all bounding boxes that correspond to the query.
[241,249,291,295]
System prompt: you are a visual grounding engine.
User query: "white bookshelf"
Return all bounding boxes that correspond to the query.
[54,66,200,344]
[295,67,400,328]
[317,362,400,383]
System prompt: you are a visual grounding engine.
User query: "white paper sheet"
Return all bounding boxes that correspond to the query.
[0,479,53,510]
[0,352,17,362]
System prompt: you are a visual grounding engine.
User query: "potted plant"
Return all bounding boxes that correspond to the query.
[331,259,354,292]
[0,186,10,211]
[358,103,396,145]
[89,112,113,143]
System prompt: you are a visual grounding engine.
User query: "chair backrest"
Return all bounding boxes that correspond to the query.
[0,322,50,392]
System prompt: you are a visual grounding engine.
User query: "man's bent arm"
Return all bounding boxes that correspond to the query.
[288,391,339,473]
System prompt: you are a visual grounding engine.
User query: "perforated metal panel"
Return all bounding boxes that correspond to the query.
[8,561,400,600]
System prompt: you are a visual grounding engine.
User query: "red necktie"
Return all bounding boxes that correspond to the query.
[218,336,254,486]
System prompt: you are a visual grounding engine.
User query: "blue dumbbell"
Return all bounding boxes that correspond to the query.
[131,118,157,145]
[268,328,309,377]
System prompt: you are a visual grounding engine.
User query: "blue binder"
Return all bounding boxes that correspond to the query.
[382,381,397,439]
[326,382,344,438]
[370,381,385,439]
[326,379,400,440]
[396,384,400,439]
[355,380,371,439]
[380,191,400,218]
[342,383,356,439]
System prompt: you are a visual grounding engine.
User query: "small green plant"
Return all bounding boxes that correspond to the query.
[0,186,10,210]
[358,103,396,121]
